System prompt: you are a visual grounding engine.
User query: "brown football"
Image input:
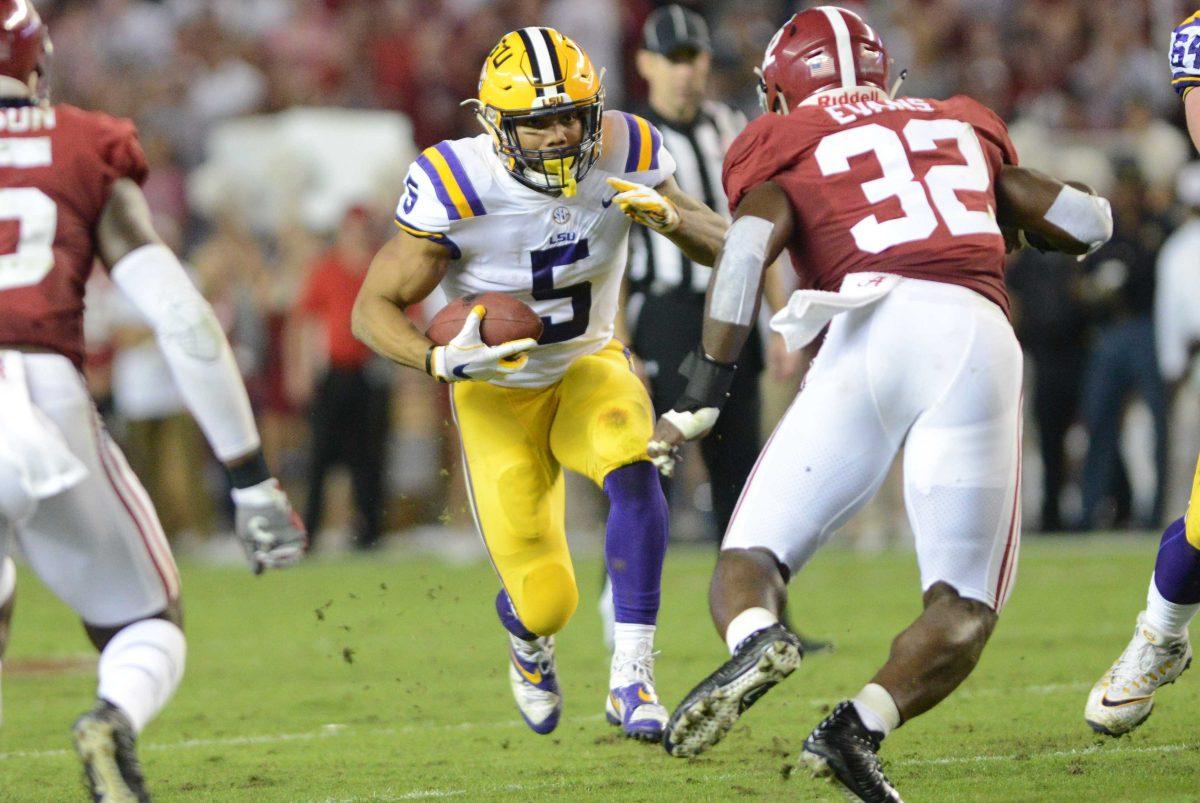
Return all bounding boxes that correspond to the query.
[425,292,544,346]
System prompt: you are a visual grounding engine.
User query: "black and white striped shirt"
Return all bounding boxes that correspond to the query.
[627,100,746,297]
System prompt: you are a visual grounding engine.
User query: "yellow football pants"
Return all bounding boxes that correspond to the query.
[451,340,654,636]
[1187,452,1200,548]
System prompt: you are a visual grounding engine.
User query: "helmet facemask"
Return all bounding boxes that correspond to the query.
[470,88,604,198]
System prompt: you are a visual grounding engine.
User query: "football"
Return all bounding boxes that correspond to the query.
[425,292,543,346]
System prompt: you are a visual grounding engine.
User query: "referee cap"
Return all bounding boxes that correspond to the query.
[642,5,710,57]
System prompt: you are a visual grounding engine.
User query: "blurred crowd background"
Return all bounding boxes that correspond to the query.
[41,0,1200,554]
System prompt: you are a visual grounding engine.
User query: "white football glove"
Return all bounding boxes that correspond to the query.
[429,305,537,382]
[647,407,720,477]
[231,478,307,575]
[606,177,680,233]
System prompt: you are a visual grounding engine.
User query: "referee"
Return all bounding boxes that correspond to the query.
[624,5,790,542]
[605,6,828,655]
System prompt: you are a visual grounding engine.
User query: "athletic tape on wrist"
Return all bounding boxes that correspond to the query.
[1044,185,1113,254]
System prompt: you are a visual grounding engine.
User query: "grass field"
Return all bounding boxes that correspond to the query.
[2,537,1199,801]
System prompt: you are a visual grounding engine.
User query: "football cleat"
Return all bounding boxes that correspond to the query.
[73,699,151,803]
[606,641,668,740]
[1085,612,1192,736]
[663,623,803,757]
[507,633,562,735]
[800,700,902,803]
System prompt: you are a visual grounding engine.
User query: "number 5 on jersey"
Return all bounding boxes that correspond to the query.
[815,119,1000,254]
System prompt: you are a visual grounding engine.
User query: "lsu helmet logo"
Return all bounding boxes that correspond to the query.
[465,27,604,198]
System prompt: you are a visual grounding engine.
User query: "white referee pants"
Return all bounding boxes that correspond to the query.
[723,277,1023,611]
[0,353,179,627]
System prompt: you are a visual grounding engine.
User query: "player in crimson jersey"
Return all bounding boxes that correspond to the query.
[649,7,1112,800]
[0,4,305,800]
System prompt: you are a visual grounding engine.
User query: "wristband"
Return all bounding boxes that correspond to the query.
[227,449,271,489]
[677,349,738,411]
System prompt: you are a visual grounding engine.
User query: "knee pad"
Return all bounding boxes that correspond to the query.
[513,562,578,636]
[590,399,653,472]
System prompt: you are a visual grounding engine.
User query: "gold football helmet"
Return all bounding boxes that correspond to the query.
[468,27,604,197]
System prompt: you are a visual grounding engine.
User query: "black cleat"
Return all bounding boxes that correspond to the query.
[663,623,803,757]
[73,699,151,803]
[801,700,902,802]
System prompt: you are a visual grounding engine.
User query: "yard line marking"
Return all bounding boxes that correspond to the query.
[0,714,607,762]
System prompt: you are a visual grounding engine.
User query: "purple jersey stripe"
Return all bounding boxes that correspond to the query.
[434,142,487,217]
[416,153,461,220]
[648,122,661,171]
[622,112,642,173]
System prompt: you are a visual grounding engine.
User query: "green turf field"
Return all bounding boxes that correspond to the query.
[2,537,1198,801]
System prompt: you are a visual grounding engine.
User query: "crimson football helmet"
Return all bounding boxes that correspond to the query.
[757,6,889,114]
[0,0,51,99]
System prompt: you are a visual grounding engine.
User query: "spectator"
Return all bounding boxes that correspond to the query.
[1007,247,1089,532]
[1080,161,1170,529]
[292,206,393,551]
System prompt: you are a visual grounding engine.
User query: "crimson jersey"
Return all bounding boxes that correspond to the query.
[723,95,1018,315]
[0,102,148,368]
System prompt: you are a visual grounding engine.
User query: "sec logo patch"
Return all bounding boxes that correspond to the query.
[552,206,571,225]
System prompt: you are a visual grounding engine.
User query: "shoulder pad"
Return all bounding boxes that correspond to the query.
[602,109,675,184]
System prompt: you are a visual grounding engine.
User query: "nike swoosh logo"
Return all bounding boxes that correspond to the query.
[452,364,471,379]
[1100,694,1151,707]
[637,687,657,703]
[601,194,616,208]
[511,651,541,684]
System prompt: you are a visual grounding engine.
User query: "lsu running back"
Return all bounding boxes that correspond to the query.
[354,27,729,742]
[394,34,675,387]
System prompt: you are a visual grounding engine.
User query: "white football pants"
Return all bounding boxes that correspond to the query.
[723,277,1023,611]
[0,353,179,627]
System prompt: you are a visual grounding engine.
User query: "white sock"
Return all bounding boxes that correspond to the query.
[852,683,901,738]
[724,607,778,654]
[611,623,655,684]
[0,556,14,607]
[1145,575,1200,639]
[97,619,186,734]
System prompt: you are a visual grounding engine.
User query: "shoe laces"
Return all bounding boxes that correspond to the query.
[1110,620,1185,691]
[514,636,556,675]
[612,641,659,686]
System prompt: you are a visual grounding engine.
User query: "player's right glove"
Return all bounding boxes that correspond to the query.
[1170,13,1200,97]
[231,478,307,575]
[648,350,737,477]
[426,305,537,382]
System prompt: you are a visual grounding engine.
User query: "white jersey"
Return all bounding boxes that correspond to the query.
[395,109,675,388]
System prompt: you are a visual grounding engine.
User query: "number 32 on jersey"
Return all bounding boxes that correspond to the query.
[815,119,999,254]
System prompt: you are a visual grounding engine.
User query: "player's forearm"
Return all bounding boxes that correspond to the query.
[700,319,755,366]
[663,203,727,266]
[762,259,791,314]
[1186,90,1200,152]
[351,293,432,373]
[110,244,262,462]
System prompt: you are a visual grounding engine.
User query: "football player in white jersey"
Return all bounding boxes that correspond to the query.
[352,27,727,740]
[1083,9,1200,737]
